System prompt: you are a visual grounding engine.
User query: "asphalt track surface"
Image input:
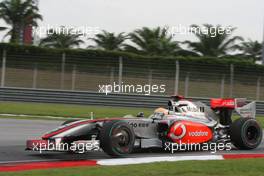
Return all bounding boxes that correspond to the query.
[0,118,263,164]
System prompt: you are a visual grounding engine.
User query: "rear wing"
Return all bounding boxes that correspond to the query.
[211,98,256,118]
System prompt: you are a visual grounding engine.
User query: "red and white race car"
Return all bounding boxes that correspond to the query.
[26,96,263,157]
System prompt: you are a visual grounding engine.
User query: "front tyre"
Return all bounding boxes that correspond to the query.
[100,120,135,157]
[230,118,262,150]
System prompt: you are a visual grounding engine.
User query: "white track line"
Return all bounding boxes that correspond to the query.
[97,155,224,166]
[0,159,65,164]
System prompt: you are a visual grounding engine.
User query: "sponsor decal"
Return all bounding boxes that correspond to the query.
[170,123,186,140]
[189,131,208,137]
[129,122,149,128]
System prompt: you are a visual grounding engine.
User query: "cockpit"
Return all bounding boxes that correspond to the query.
[168,99,204,113]
[148,98,217,122]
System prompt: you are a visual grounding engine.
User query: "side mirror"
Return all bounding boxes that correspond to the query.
[136,112,144,118]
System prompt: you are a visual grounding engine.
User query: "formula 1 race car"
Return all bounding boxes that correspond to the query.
[26,96,263,157]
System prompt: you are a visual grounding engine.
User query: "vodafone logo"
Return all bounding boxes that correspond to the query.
[169,123,209,140]
[189,131,208,137]
[169,123,186,140]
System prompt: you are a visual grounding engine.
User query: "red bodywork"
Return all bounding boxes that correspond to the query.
[168,120,213,144]
[26,118,125,150]
[27,117,214,150]
[42,118,124,139]
[211,98,235,109]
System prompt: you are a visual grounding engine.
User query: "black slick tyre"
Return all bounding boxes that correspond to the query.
[230,118,262,150]
[100,120,135,157]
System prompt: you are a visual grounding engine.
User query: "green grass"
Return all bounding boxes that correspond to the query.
[232,115,264,129]
[0,101,153,119]
[257,118,264,128]
[0,102,262,175]
[1,159,264,176]
[0,101,263,128]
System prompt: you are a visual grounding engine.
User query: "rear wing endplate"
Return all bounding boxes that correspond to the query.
[235,98,256,118]
[211,98,256,118]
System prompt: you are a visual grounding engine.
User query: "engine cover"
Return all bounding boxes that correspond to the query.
[168,120,213,144]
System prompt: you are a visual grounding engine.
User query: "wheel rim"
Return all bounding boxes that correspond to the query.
[110,126,131,154]
[245,126,259,144]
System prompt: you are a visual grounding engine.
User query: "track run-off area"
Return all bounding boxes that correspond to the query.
[0,118,263,171]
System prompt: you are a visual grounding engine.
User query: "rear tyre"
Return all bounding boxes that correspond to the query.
[230,118,262,150]
[100,120,135,157]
